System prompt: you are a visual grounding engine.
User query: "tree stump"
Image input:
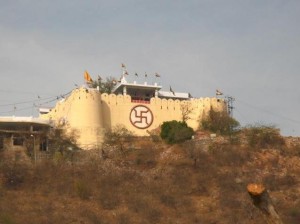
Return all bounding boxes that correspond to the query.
[247,183,283,224]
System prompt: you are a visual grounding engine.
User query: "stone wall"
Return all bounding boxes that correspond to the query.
[42,87,227,149]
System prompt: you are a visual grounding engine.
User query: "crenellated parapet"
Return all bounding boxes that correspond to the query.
[41,87,227,149]
[41,88,104,149]
[99,93,226,134]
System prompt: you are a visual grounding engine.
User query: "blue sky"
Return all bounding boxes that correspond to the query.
[0,0,300,136]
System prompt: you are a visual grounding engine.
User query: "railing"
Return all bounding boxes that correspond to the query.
[131,99,150,104]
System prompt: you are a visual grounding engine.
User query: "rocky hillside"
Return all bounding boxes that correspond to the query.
[0,134,300,224]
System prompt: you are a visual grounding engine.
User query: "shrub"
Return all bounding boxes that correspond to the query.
[160,194,176,208]
[160,120,194,144]
[1,163,27,189]
[74,180,91,200]
[80,208,103,224]
[209,145,250,167]
[287,202,300,224]
[127,193,150,214]
[48,124,81,156]
[201,109,240,135]
[105,125,133,144]
[0,213,15,224]
[0,184,4,198]
[244,125,285,148]
[98,175,122,210]
[144,208,162,223]
[286,144,300,157]
[104,125,134,156]
[263,173,296,191]
[116,213,131,224]
[134,147,157,167]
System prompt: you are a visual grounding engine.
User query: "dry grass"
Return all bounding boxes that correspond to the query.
[0,136,300,223]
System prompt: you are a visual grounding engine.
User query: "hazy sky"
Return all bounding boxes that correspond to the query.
[0,0,300,136]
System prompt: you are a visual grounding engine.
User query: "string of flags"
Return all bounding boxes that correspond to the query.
[0,89,74,114]
[121,71,162,78]
[131,72,160,78]
[120,63,162,78]
[121,65,172,96]
[83,64,162,86]
[83,65,177,100]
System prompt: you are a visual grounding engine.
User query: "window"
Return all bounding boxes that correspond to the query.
[13,137,24,146]
[39,139,48,151]
[33,125,43,132]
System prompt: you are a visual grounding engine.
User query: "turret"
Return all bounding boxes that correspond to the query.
[40,87,104,150]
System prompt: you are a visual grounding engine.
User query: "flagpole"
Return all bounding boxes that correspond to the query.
[155,73,161,85]
[121,63,126,80]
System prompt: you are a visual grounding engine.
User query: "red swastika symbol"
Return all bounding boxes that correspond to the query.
[130,105,153,129]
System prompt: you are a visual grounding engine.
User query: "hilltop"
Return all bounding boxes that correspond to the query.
[0,131,300,224]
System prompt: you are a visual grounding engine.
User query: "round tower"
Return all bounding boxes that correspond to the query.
[65,87,104,149]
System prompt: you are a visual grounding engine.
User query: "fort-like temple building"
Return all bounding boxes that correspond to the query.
[39,71,226,149]
[0,68,227,151]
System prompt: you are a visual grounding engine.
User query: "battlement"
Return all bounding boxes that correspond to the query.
[40,86,226,149]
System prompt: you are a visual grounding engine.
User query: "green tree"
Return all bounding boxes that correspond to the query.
[201,108,240,135]
[92,76,117,94]
[160,120,194,144]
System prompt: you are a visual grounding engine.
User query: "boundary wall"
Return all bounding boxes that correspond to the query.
[41,88,226,149]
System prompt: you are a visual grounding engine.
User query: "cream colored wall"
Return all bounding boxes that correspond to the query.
[41,87,227,149]
[101,94,226,135]
[41,88,104,149]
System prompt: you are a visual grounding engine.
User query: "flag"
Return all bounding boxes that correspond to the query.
[170,86,175,95]
[121,63,126,68]
[84,71,93,82]
[216,89,223,96]
[155,73,160,77]
[135,72,138,77]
